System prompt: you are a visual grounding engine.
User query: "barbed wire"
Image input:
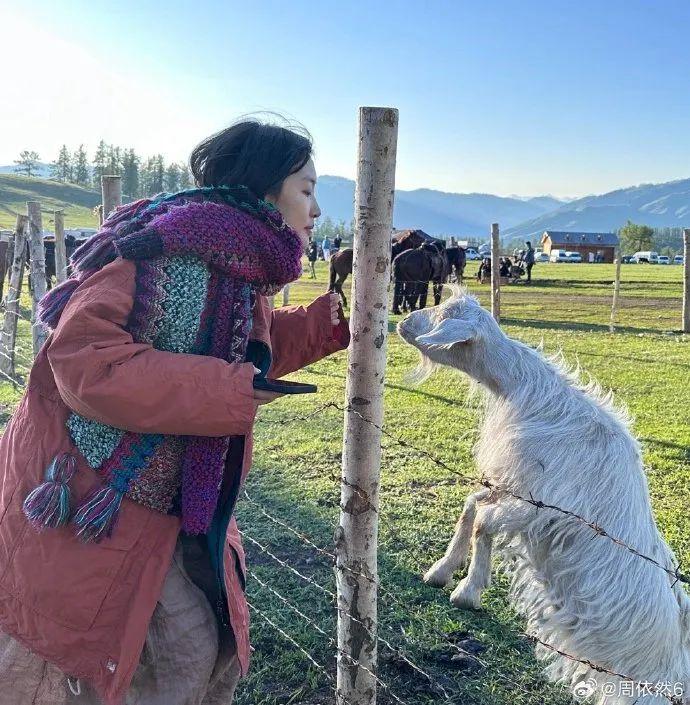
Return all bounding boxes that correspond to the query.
[248,569,416,705]
[242,529,457,700]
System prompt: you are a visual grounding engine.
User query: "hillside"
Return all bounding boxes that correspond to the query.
[504,177,690,239]
[0,174,100,230]
[315,176,563,236]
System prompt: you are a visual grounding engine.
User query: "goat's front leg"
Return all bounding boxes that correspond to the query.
[450,500,526,610]
[424,489,491,588]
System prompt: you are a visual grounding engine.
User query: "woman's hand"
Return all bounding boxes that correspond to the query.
[253,389,285,405]
[251,366,285,405]
[329,292,342,325]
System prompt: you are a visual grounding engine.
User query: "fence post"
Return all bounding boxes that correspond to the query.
[282,284,290,307]
[336,106,398,705]
[610,247,623,332]
[54,210,68,284]
[101,175,122,221]
[27,202,48,356]
[4,229,15,299]
[683,228,690,333]
[0,215,28,378]
[491,222,500,323]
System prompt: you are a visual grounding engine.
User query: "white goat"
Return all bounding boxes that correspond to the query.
[396,288,690,705]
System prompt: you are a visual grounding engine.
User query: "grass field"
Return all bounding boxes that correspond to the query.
[0,261,688,704]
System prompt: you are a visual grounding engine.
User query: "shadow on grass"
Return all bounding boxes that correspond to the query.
[502,316,663,335]
[304,367,462,407]
[557,347,690,370]
[640,437,690,461]
[235,472,574,705]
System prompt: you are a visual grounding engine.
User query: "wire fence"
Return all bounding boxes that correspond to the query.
[245,398,687,705]
[0,253,686,704]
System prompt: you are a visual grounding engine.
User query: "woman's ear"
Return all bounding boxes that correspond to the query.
[415,318,475,348]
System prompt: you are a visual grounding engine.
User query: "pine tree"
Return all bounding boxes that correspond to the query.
[50,145,72,182]
[164,163,180,192]
[73,144,90,186]
[14,150,41,177]
[107,145,122,176]
[92,139,109,189]
[149,154,165,194]
[178,165,192,189]
[121,149,140,198]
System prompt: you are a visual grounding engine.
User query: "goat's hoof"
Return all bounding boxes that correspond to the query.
[423,561,454,588]
[450,579,483,610]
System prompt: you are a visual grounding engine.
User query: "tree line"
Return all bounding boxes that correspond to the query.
[13,143,193,199]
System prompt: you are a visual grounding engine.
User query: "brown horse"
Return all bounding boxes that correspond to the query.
[328,229,429,307]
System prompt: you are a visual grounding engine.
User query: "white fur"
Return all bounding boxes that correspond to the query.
[397,287,690,704]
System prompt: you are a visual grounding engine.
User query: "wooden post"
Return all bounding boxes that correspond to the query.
[27,201,48,356]
[610,246,623,332]
[683,228,690,333]
[101,175,122,221]
[0,216,28,377]
[490,222,500,323]
[282,284,290,307]
[54,210,68,284]
[5,230,15,293]
[336,107,398,705]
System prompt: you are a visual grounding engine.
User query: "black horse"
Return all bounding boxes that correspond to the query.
[444,246,466,282]
[392,241,448,315]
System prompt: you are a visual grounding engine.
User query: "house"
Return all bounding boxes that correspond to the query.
[540,231,619,263]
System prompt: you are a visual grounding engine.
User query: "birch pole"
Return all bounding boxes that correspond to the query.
[610,246,623,332]
[491,222,500,323]
[27,202,48,356]
[54,210,68,284]
[336,107,398,705]
[683,228,689,333]
[101,175,122,221]
[0,215,28,377]
[282,284,290,306]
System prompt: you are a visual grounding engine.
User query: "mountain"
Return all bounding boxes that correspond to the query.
[315,176,565,236]
[504,178,690,239]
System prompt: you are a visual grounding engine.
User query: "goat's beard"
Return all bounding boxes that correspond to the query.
[404,349,438,386]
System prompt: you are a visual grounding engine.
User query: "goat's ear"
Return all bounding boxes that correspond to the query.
[415,319,474,348]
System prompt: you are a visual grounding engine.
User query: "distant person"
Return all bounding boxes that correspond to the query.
[307,238,318,278]
[477,255,491,283]
[499,257,511,278]
[322,236,331,261]
[524,240,535,283]
[333,235,342,253]
[588,251,595,264]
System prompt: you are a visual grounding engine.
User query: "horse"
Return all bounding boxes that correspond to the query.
[444,246,466,282]
[392,241,448,315]
[328,229,428,307]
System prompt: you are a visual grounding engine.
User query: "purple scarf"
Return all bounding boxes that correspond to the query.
[24,186,303,540]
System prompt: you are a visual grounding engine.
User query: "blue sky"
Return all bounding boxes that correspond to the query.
[2,0,690,197]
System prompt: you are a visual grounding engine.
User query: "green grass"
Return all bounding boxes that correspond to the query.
[0,174,100,230]
[1,261,687,704]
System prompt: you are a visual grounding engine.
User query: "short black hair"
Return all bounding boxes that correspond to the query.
[526,241,532,246]
[189,115,313,199]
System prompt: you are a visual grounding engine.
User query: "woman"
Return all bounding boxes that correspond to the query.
[0,118,350,705]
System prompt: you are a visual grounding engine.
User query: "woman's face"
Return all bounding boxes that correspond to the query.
[266,158,321,248]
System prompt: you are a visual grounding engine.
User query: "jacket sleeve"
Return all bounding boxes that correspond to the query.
[47,257,257,437]
[268,293,350,379]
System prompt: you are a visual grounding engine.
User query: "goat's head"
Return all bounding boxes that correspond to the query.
[396,287,505,385]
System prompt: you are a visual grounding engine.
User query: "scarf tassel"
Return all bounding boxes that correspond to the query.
[72,486,123,543]
[23,453,76,530]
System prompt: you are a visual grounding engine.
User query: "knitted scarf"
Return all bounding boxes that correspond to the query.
[23,186,303,541]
